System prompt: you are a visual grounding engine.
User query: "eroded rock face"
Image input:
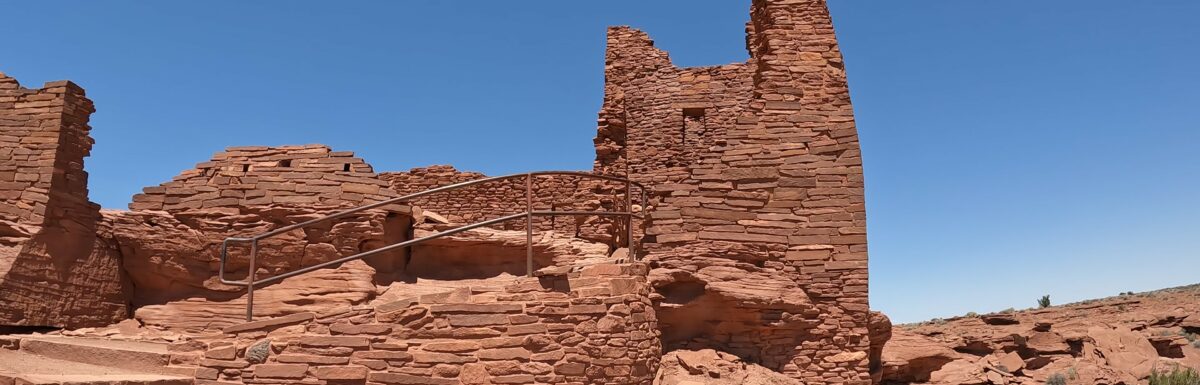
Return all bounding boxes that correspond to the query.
[81,144,428,332]
[655,349,801,385]
[878,286,1200,385]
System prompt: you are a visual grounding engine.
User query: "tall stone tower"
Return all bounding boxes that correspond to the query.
[595,0,871,383]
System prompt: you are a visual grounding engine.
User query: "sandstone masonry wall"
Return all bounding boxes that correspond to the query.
[111,146,421,329]
[380,166,638,246]
[131,145,396,212]
[183,263,661,385]
[595,1,871,383]
[0,72,129,328]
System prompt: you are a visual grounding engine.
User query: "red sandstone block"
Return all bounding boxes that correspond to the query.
[698,231,787,243]
[299,336,371,348]
[329,322,391,335]
[254,363,308,379]
[428,303,523,314]
[555,362,586,375]
[351,350,413,362]
[223,312,314,334]
[312,365,368,380]
[275,354,350,365]
[411,352,477,365]
[422,341,481,353]
[490,374,536,384]
[786,249,830,261]
[477,347,531,361]
[506,324,549,336]
[369,372,457,385]
[205,345,237,360]
[447,314,509,327]
[200,359,249,369]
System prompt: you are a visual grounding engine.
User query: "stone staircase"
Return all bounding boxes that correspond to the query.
[0,336,193,385]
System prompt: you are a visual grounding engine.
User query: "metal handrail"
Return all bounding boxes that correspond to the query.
[219,171,648,321]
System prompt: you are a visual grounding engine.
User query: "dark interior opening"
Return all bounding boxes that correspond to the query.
[242,164,250,172]
[278,159,292,168]
[343,163,351,172]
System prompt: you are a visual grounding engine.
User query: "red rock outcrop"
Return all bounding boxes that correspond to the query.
[596,1,872,382]
[0,72,129,329]
[879,285,1200,385]
[655,349,802,385]
[101,145,420,331]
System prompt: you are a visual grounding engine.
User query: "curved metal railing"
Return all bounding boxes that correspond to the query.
[219,171,648,321]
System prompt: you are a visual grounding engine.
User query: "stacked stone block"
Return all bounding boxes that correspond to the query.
[0,71,129,328]
[380,166,639,247]
[184,263,661,385]
[130,145,395,212]
[594,0,872,383]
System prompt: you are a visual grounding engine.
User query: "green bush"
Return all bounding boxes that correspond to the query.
[1148,365,1200,385]
[1038,295,1051,308]
[1046,373,1067,385]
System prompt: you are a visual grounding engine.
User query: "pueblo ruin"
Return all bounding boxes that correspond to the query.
[0,1,887,384]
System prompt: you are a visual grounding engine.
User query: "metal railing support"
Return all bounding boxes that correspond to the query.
[525,172,534,277]
[246,239,257,321]
[625,178,633,257]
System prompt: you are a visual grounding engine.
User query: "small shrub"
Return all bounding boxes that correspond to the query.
[1184,333,1198,343]
[1046,373,1068,385]
[1117,304,1127,312]
[965,312,979,318]
[1148,365,1200,385]
[1038,295,1052,308]
[1068,367,1078,380]
[1193,340,1200,349]
[1001,307,1016,314]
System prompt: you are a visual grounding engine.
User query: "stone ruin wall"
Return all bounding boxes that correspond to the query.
[380,166,639,248]
[0,1,875,383]
[0,72,129,329]
[595,0,872,383]
[181,263,659,385]
[111,145,423,329]
[129,144,397,212]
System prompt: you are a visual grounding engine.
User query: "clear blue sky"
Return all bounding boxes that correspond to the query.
[3,1,1197,323]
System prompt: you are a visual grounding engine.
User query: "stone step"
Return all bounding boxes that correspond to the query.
[0,348,192,385]
[16,337,193,377]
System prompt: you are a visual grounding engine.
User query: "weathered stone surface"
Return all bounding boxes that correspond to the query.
[189,263,660,385]
[254,363,308,379]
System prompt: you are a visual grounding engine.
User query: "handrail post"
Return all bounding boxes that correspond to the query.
[246,238,258,322]
[639,187,647,261]
[525,173,534,277]
[625,179,634,259]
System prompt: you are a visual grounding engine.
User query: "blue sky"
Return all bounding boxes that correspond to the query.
[3,1,1197,323]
